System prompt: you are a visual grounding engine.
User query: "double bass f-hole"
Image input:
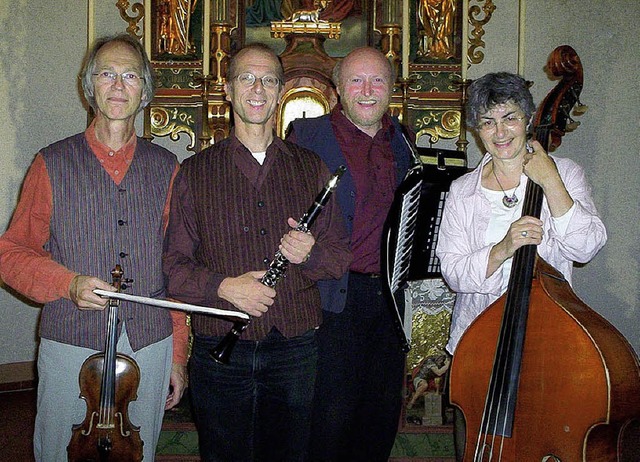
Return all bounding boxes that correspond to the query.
[67,265,144,462]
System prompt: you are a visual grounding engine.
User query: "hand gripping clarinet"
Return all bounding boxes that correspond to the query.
[210,165,347,364]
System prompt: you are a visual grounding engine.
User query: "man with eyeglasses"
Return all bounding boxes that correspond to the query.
[286,46,413,461]
[162,43,351,462]
[0,34,189,461]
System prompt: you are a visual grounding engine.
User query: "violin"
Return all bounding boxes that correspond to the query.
[449,46,640,461]
[67,265,144,462]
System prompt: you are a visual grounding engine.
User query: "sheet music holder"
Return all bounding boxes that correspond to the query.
[381,147,468,351]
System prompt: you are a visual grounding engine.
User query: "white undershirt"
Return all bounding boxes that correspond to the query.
[483,181,526,292]
[252,151,266,165]
[482,176,575,292]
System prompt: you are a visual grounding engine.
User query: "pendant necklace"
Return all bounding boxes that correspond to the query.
[492,166,519,208]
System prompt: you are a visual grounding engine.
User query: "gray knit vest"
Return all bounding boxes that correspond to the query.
[39,133,176,351]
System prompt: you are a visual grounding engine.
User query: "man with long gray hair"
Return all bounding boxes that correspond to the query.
[0,34,188,461]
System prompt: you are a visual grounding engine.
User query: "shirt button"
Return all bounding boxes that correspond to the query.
[260,228,267,235]
[263,257,270,264]
[258,201,265,207]
[347,215,353,221]
[109,151,115,157]
[243,226,249,232]
[114,170,120,175]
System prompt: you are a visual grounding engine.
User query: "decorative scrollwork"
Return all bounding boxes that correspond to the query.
[468,0,496,65]
[415,110,461,144]
[116,0,145,39]
[150,107,196,149]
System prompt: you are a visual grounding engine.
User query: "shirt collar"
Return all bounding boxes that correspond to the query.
[229,129,293,160]
[330,103,394,141]
[84,119,137,162]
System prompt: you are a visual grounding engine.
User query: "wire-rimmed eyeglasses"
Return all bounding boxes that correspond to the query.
[92,71,145,86]
[477,115,527,132]
[234,72,281,89]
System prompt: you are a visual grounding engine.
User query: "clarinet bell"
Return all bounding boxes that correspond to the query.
[209,321,249,365]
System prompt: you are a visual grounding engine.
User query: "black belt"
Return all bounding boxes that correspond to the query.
[349,271,381,279]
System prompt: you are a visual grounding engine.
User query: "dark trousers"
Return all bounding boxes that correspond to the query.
[190,328,318,462]
[308,273,406,461]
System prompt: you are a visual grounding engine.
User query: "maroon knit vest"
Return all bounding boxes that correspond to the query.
[182,139,323,339]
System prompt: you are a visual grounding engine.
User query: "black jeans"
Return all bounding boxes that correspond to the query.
[308,273,406,461]
[190,328,318,462]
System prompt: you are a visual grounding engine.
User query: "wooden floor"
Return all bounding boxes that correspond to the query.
[0,389,36,461]
[0,387,455,462]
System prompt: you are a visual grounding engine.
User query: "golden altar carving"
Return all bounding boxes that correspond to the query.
[116,2,495,433]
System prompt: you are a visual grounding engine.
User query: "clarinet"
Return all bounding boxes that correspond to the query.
[210,165,347,364]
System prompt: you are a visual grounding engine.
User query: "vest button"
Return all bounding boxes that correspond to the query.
[118,219,127,226]
[258,201,265,207]
[260,228,267,235]
[119,252,128,258]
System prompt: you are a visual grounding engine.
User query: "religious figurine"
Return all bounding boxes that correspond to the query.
[286,0,329,23]
[417,0,456,60]
[158,0,198,56]
[407,352,451,425]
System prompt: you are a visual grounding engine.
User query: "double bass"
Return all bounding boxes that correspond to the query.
[449,46,640,461]
[67,265,144,461]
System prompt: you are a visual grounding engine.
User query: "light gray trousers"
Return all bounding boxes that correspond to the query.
[34,327,172,462]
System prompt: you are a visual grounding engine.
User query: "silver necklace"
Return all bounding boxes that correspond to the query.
[492,167,519,208]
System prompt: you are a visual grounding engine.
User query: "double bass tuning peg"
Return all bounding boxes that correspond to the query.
[565,118,581,132]
[569,87,588,116]
[573,102,589,116]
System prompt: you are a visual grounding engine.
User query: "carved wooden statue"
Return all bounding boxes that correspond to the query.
[157,0,198,55]
[417,0,456,60]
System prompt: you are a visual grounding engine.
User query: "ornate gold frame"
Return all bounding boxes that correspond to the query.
[115,0,494,154]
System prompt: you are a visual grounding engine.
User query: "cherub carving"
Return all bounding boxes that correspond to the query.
[287,0,329,23]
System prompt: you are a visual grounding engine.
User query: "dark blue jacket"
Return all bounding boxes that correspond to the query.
[289,114,412,313]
